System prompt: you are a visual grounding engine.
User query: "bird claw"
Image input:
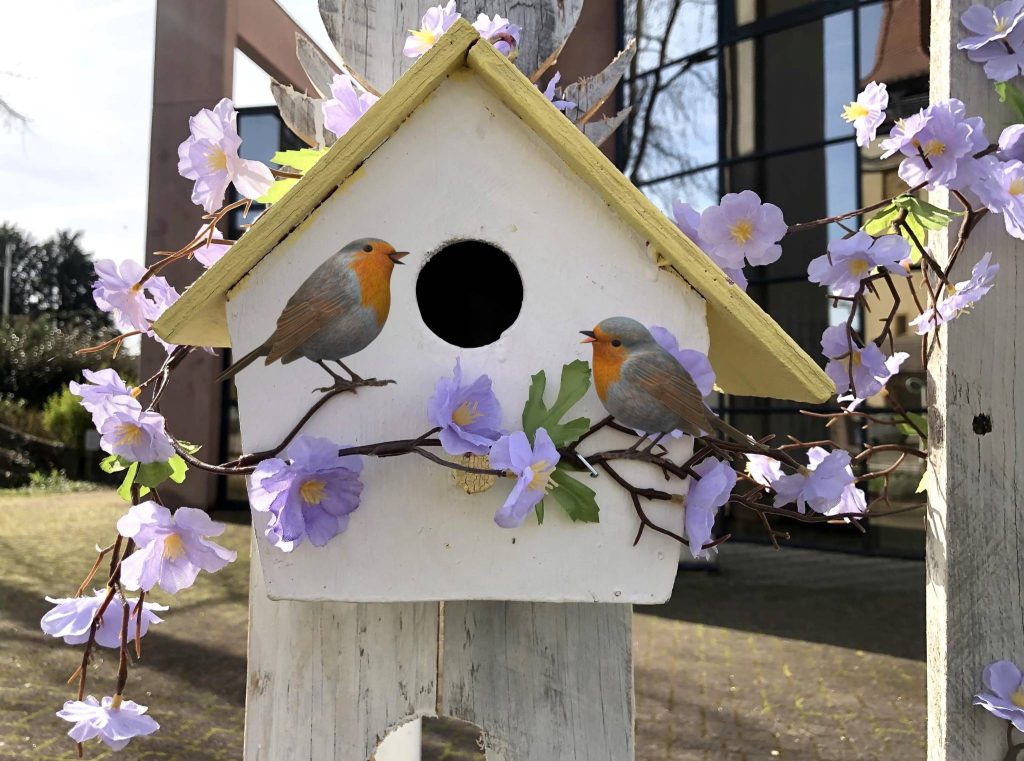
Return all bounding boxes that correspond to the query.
[313,377,396,395]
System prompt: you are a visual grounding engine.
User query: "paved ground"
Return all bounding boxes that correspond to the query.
[0,490,925,760]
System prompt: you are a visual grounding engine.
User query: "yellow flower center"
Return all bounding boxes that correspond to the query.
[114,423,143,446]
[850,351,862,367]
[922,139,946,157]
[409,28,437,46]
[299,479,327,505]
[452,401,483,427]
[528,460,555,492]
[110,694,123,710]
[206,147,228,173]
[729,218,754,245]
[1010,177,1024,196]
[1013,690,1024,708]
[842,102,869,122]
[162,532,185,560]
[129,386,142,398]
[995,15,1010,33]
[848,258,870,277]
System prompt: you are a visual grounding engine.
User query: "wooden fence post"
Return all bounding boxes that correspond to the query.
[928,3,1024,759]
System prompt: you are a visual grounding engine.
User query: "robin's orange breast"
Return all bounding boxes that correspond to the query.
[349,255,393,326]
[592,344,626,401]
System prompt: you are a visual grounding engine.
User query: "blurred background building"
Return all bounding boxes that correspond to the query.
[140,0,929,556]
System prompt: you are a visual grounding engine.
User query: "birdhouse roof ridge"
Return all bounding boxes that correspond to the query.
[154,17,832,403]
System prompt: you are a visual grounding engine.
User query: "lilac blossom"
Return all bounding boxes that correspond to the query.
[880,100,987,190]
[820,324,894,399]
[998,123,1024,161]
[745,454,784,488]
[540,72,576,112]
[323,73,379,138]
[672,200,747,288]
[41,590,167,649]
[57,696,159,751]
[69,369,136,423]
[472,13,521,56]
[974,660,1024,731]
[404,1,461,58]
[489,429,560,528]
[842,81,888,147]
[804,447,866,516]
[698,190,787,269]
[249,436,364,551]
[838,351,909,411]
[427,359,503,456]
[974,157,1024,239]
[97,403,174,464]
[807,232,910,297]
[92,258,177,337]
[910,252,999,333]
[193,225,230,268]
[771,447,857,515]
[118,503,236,594]
[177,98,273,213]
[960,5,1024,81]
[685,458,736,559]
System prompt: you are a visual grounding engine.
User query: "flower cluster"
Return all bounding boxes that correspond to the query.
[93,258,179,348]
[404,2,521,59]
[322,73,379,138]
[749,448,865,517]
[820,324,907,402]
[958,1,1024,81]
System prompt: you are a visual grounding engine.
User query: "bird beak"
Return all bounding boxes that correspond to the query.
[580,330,596,344]
[388,251,409,264]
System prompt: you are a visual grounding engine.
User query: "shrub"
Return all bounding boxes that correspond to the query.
[42,388,91,448]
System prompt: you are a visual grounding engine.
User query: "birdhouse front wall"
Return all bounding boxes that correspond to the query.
[227,70,710,603]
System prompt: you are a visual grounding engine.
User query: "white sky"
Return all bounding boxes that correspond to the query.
[0,0,335,266]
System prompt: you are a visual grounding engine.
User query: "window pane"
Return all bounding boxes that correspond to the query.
[638,169,720,216]
[625,0,718,73]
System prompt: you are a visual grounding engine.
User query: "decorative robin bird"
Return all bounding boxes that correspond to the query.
[217,238,408,391]
[580,316,753,446]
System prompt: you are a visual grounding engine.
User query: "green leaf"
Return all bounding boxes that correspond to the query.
[270,148,328,172]
[549,466,601,523]
[534,499,545,525]
[896,196,962,231]
[136,459,174,488]
[897,411,928,439]
[916,468,928,494]
[862,195,961,263]
[100,454,131,474]
[521,361,593,447]
[176,440,202,455]
[116,462,139,502]
[996,81,1024,122]
[257,178,299,205]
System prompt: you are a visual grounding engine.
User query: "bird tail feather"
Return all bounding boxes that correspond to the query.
[216,340,271,383]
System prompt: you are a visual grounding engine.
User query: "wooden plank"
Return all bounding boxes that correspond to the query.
[442,601,634,760]
[561,39,636,121]
[153,19,480,349]
[296,33,341,98]
[928,3,1024,759]
[464,40,832,403]
[245,539,439,760]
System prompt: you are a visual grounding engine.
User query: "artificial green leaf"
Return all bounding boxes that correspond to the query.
[136,460,173,488]
[270,148,328,172]
[535,499,545,525]
[100,454,131,474]
[996,81,1024,122]
[896,196,962,231]
[549,466,601,523]
[916,468,928,494]
[116,462,139,502]
[257,177,299,205]
[862,195,961,263]
[897,412,928,439]
[176,440,202,455]
[521,362,592,447]
[168,455,188,484]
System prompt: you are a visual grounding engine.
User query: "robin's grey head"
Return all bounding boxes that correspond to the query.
[344,238,410,265]
[580,316,657,350]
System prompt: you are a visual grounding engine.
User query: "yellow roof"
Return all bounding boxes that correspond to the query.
[154,18,832,403]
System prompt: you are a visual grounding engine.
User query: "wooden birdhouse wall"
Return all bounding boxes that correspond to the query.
[227,70,711,603]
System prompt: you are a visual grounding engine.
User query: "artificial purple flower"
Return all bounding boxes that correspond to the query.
[974,660,1024,731]
[649,326,715,396]
[960,3,1024,81]
[974,157,1024,239]
[771,447,857,515]
[698,190,787,269]
[820,324,894,399]
[998,123,1024,161]
[404,1,461,58]
[472,13,521,56]
[672,200,747,288]
[881,100,987,190]
[804,447,866,516]
[838,351,909,411]
[177,97,273,213]
[57,695,159,751]
[910,252,999,334]
[427,359,503,456]
[41,589,167,649]
[69,369,135,421]
[118,503,236,594]
[92,258,177,337]
[842,81,888,147]
[685,458,736,559]
[97,402,174,464]
[540,72,576,112]
[745,454,784,488]
[249,436,364,551]
[489,428,560,528]
[807,232,909,297]
[192,224,230,268]
[322,73,379,138]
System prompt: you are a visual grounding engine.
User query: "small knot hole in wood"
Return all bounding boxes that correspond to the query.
[416,240,523,348]
[371,716,485,760]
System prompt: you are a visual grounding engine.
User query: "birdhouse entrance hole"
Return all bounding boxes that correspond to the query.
[416,240,523,347]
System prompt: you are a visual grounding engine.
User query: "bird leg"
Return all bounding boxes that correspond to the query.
[640,432,667,454]
[331,360,364,383]
[314,360,395,395]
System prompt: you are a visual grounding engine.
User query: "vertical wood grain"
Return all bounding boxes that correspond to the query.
[929,3,1024,759]
[442,602,634,760]
[246,541,439,760]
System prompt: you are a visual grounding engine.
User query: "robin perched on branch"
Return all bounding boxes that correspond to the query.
[217,238,408,391]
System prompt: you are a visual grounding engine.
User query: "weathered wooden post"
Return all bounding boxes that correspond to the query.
[929,3,1024,759]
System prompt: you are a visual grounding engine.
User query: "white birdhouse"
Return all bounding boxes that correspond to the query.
[155,20,830,604]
